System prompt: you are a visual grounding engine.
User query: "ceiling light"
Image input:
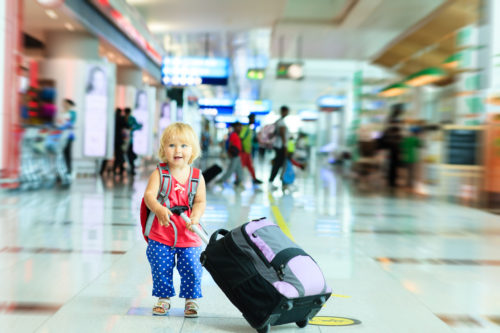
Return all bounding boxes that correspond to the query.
[442,53,461,69]
[64,23,74,31]
[378,83,409,97]
[37,0,64,6]
[406,67,447,87]
[45,9,58,19]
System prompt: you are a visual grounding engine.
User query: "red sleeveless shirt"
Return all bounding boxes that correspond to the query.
[147,173,202,247]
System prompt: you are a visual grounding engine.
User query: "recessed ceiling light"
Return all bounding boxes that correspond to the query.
[37,0,64,7]
[64,23,74,31]
[45,9,58,19]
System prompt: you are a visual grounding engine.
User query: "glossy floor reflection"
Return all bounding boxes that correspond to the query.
[1,161,499,333]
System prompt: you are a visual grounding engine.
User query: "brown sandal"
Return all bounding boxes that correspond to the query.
[184,299,199,318]
[152,298,170,316]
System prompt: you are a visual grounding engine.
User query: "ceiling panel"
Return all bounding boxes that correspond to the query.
[373,0,480,73]
[129,0,288,32]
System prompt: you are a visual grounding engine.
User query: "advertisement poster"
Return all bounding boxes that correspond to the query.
[159,101,171,135]
[132,89,149,156]
[84,65,108,157]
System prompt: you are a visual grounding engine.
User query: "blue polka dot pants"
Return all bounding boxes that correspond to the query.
[146,240,203,299]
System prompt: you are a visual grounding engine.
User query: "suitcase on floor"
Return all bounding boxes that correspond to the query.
[202,164,222,184]
[200,218,331,333]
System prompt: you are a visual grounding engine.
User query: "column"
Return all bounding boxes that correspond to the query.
[0,0,22,184]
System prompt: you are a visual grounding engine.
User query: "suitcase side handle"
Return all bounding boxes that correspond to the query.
[209,229,229,245]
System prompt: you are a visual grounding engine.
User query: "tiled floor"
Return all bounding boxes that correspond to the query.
[1,160,499,332]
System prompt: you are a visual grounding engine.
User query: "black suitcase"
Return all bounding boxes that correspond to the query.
[200,218,331,333]
[202,164,222,184]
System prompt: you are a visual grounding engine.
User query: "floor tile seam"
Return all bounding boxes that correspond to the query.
[357,247,454,330]
[32,242,139,332]
[435,313,500,328]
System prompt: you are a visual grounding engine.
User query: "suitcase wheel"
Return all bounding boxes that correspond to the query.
[296,319,308,328]
[256,324,270,333]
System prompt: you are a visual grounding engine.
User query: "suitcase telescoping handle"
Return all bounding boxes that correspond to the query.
[170,206,210,244]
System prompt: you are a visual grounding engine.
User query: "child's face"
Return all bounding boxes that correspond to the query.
[164,137,192,167]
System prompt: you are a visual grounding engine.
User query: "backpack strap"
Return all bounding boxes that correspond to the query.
[157,163,172,209]
[144,163,178,247]
[187,167,200,209]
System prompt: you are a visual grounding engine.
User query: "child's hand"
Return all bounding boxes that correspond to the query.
[156,206,173,227]
[186,218,199,232]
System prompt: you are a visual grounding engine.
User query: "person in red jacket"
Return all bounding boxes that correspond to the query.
[219,122,244,188]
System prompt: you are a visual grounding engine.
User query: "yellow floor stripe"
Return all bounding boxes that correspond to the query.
[331,294,351,298]
[268,192,295,241]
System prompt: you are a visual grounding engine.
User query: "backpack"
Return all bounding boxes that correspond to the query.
[140,163,200,243]
[257,123,277,148]
[226,132,240,157]
[282,159,295,185]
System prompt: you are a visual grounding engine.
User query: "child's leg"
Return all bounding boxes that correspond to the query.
[146,240,176,298]
[176,246,203,299]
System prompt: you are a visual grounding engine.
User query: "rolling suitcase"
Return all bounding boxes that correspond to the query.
[200,217,331,333]
[202,164,222,184]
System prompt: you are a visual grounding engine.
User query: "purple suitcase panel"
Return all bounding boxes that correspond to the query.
[245,219,278,262]
[244,219,330,298]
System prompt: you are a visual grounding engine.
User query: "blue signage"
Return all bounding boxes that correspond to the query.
[162,57,229,86]
[317,95,345,108]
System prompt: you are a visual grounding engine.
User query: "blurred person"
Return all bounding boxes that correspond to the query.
[201,122,211,157]
[218,122,244,188]
[124,107,143,176]
[57,98,76,174]
[143,122,206,317]
[355,128,380,190]
[401,127,422,189]
[379,124,403,189]
[240,114,262,185]
[200,122,211,170]
[85,66,107,96]
[113,108,128,176]
[269,105,289,189]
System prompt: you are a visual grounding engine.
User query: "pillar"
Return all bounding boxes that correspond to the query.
[0,0,22,184]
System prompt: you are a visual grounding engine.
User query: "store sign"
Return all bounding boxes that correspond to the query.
[247,68,265,80]
[276,62,304,80]
[317,95,345,112]
[234,99,271,115]
[198,98,234,115]
[162,57,229,86]
[447,129,479,165]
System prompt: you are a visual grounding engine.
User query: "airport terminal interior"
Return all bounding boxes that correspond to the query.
[1,0,500,332]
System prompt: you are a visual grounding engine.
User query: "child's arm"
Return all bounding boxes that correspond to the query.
[187,174,206,231]
[144,169,172,227]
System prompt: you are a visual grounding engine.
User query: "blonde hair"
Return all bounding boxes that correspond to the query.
[158,122,201,164]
